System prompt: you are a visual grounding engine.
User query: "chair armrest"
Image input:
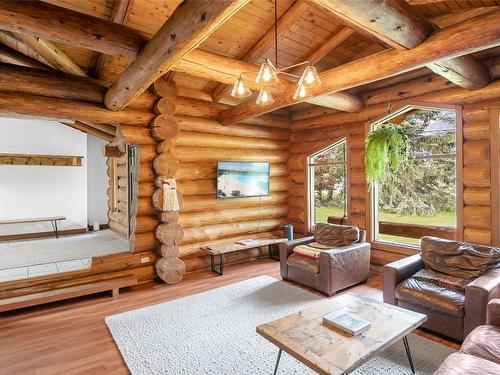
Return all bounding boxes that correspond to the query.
[279,236,314,279]
[487,299,500,326]
[465,269,500,335]
[383,254,423,305]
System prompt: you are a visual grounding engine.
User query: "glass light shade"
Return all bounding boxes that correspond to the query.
[230,76,252,98]
[255,61,279,85]
[293,83,311,100]
[256,88,275,105]
[300,65,321,86]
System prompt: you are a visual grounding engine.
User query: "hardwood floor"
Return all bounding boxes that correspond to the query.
[0,260,459,375]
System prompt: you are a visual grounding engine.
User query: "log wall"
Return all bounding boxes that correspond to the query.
[172,92,291,273]
[462,105,495,246]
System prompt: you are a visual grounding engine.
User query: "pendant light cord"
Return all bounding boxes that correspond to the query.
[274,0,278,68]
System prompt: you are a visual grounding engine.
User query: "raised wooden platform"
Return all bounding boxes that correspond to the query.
[0,276,137,313]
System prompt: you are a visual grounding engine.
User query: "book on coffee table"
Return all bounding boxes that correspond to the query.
[322,312,371,336]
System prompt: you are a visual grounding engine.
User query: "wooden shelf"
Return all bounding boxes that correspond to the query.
[0,153,83,166]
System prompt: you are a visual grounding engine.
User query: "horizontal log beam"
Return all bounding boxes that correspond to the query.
[104,0,249,111]
[311,0,490,91]
[217,10,500,125]
[308,0,433,50]
[294,78,500,131]
[176,49,364,113]
[0,92,153,126]
[0,63,157,110]
[0,0,146,59]
[63,121,113,141]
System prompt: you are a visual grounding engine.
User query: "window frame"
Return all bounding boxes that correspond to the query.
[368,104,463,251]
[307,138,348,231]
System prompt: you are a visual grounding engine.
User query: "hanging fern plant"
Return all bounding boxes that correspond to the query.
[365,124,409,184]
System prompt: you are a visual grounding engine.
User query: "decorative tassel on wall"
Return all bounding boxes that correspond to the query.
[162,178,180,212]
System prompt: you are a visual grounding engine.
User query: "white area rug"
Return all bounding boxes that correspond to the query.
[106,276,454,375]
[0,229,129,269]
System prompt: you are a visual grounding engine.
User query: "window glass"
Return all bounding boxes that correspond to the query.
[374,109,457,246]
[309,140,347,227]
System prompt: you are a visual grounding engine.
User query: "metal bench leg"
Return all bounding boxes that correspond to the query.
[210,254,224,276]
[51,220,59,239]
[273,348,282,375]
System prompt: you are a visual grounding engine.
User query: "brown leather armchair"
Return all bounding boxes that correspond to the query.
[279,229,370,296]
[384,237,500,341]
[434,299,500,374]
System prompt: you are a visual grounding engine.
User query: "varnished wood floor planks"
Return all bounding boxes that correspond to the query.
[0,260,460,375]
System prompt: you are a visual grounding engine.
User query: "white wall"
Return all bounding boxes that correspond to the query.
[0,118,87,235]
[87,136,109,227]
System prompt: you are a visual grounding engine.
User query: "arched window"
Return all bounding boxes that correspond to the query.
[308,139,347,229]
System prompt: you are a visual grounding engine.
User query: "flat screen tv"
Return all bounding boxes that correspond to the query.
[216,161,270,199]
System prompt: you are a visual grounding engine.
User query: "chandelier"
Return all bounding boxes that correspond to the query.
[230,0,321,105]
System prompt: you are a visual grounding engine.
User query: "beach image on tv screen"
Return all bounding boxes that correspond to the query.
[217,162,270,198]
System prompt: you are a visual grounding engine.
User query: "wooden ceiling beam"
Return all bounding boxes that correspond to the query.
[216,10,500,125]
[93,0,134,79]
[0,0,146,59]
[309,0,490,91]
[175,49,364,113]
[0,91,154,126]
[0,63,156,111]
[211,0,309,102]
[431,7,499,29]
[63,121,114,141]
[104,0,249,111]
[307,0,434,50]
[0,43,50,70]
[78,121,116,136]
[3,31,87,77]
[304,26,353,66]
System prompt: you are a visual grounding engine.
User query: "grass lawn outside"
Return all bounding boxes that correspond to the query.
[315,206,456,246]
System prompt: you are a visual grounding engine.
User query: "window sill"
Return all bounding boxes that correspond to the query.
[370,240,419,256]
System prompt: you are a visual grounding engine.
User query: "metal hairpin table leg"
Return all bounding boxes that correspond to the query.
[273,348,282,375]
[402,336,415,374]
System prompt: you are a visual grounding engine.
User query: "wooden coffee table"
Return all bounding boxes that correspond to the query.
[257,293,427,375]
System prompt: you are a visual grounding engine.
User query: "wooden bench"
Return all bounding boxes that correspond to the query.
[0,276,137,313]
[0,216,66,238]
[202,238,288,276]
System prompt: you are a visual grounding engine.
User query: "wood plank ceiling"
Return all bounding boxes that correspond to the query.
[0,0,500,118]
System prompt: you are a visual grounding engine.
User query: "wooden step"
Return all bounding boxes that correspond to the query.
[0,276,137,313]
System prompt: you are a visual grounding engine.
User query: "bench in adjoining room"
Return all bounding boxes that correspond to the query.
[0,216,66,239]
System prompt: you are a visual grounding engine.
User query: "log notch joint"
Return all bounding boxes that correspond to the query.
[150,78,186,284]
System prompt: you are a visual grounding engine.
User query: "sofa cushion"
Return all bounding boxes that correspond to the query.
[314,223,359,247]
[287,254,319,274]
[412,269,468,295]
[433,353,500,375]
[460,325,500,365]
[293,242,331,259]
[395,277,465,317]
[421,236,500,280]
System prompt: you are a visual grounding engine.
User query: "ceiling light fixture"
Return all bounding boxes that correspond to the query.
[230,0,321,105]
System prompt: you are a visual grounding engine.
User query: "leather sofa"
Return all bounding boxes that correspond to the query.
[279,226,370,296]
[433,299,500,374]
[384,236,500,341]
